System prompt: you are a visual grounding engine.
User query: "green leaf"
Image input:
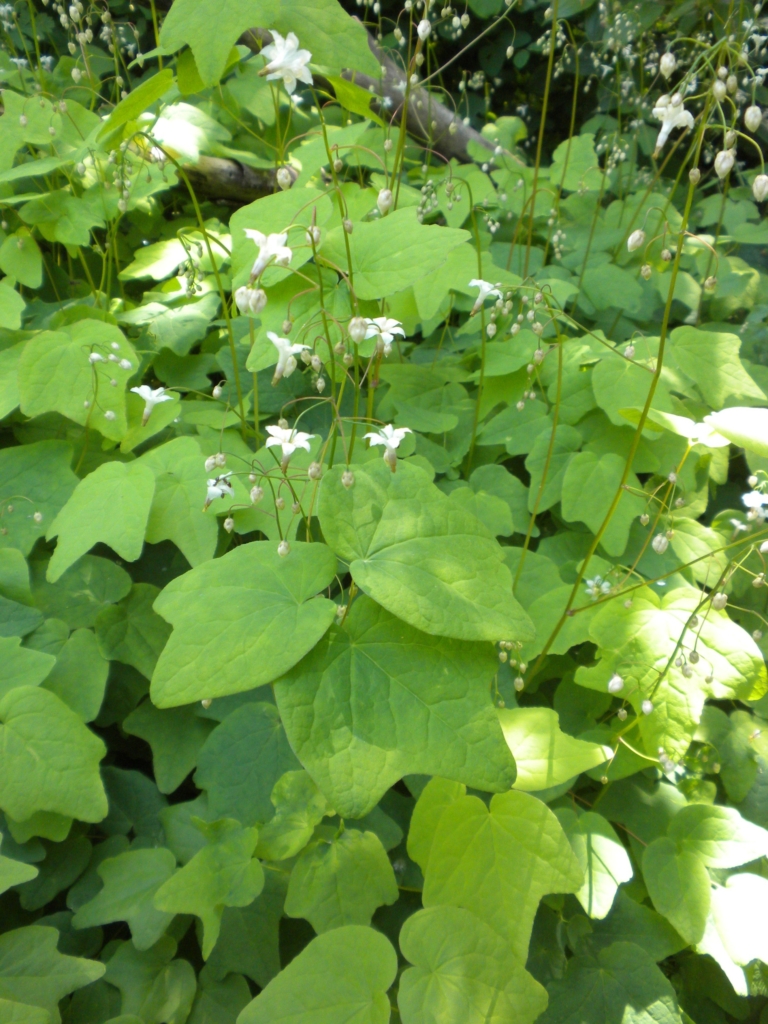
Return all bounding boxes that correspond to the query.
[582,265,643,316]
[421,789,583,959]
[0,687,107,823]
[95,584,172,681]
[398,905,548,1024]
[98,69,175,137]
[275,596,516,818]
[524,424,581,511]
[707,872,768,970]
[556,809,633,920]
[188,973,251,1024]
[237,925,397,1024]
[18,322,138,442]
[285,827,398,932]
[670,326,765,407]
[576,583,767,761]
[154,818,264,959]
[42,629,109,722]
[138,437,218,567]
[667,803,768,868]
[151,541,337,708]
[407,778,466,874]
[498,707,610,791]
[195,702,300,827]
[537,941,683,1024]
[16,833,91,911]
[0,999,50,1023]
[591,350,675,428]
[0,926,105,1022]
[255,771,332,861]
[587,891,686,961]
[642,837,710,945]
[103,936,196,1023]
[205,867,287,989]
[0,442,77,557]
[561,452,645,557]
[319,209,470,300]
[705,406,768,457]
[29,554,131,629]
[0,637,54,701]
[46,463,155,582]
[0,283,24,334]
[124,700,215,794]
[72,847,177,950]
[0,843,38,896]
[551,134,603,192]
[318,460,533,644]
[0,230,42,289]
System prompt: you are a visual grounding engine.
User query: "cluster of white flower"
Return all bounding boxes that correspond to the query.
[585,575,612,600]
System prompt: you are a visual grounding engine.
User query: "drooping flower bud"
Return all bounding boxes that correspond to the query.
[745,105,763,132]
[250,485,264,503]
[753,174,768,202]
[725,129,737,148]
[342,470,355,489]
[640,263,652,280]
[348,316,367,343]
[377,188,393,216]
[659,52,676,78]
[711,592,728,610]
[713,79,727,101]
[277,540,290,557]
[689,167,701,184]
[308,461,322,480]
[627,229,645,252]
[642,700,654,715]
[417,18,431,39]
[306,225,321,246]
[652,533,669,554]
[223,516,235,533]
[276,167,293,191]
[714,149,735,178]
[726,74,738,94]
[608,674,624,694]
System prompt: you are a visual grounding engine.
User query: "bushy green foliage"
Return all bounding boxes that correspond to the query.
[1,0,768,1022]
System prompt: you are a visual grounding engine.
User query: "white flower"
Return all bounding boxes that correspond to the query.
[585,575,612,599]
[265,424,315,464]
[130,385,173,425]
[260,30,313,94]
[89,352,105,363]
[268,332,310,384]
[714,149,735,179]
[660,52,676,78]
[364,317,405,356]
[276,166,293,191]
[417,18,431,40]
[743,490,768,510]
[711,592,728,610]
[652,94,694,155]
[119,358,132,371]
[627,229,645,252]
[641,700,654,715]
[204,472,234,509]
[652,533,669,554]
[468,278,502,315]
[607,673,624,693]
[753,174,768,202]
[364,423,412,471]
[244,229,292,280]
[745,104,763,132]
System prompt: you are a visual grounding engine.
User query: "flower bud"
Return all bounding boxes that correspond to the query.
[642,700,654,715]
[316,376,325,393]
[342,352,354,366]
[704,275,717,289]
[486,323,497,338]
[753,174,768,202]
[223,517,235,533]
[533,348,545,364]
[308,461,322,480]
[343,219,354,233]
[713,79,727,101]
[306,225,321,246]
[276,167,292,191]
[514,676,524,691]
[640,263,652,280]
[617,707,627,720]
[235,286,250,314]
[417,18,431,39]
[717,65,728,79]
[212,384,223,400]
[607,673,624,694]
[348,316,367,343]
[333,158,343,173]
[714,149,734,178]
[661,248,672,261]
[660,52,676,78]
[342,470,355,489]
[640,512,650,525]
[745,104,763,132]
[711,592,728,610]
[689,167,701,184]
[246,289,265,314]
[725,129,737,148]
[277,540,290,557]
[624,344,635,358]
[652,533,669,554]
[727,74,738,94]
[627,229,645,252]
[377,188,393,215]
[284,355,297,377]
[250,485,263,503]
